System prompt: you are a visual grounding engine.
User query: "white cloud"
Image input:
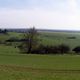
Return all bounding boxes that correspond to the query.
[0,0,80,30]
[67,0,78,13]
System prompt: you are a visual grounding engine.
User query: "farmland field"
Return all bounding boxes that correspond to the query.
[0,45,80,79]
[0,31,80,79]
[1,31,80,49]
[40,32,80,49]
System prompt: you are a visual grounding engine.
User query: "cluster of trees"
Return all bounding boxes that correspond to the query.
[0,29,7,34]
[2,27,79,54]
[17,27,80,54]
[18,43,70,54]
[1,27,80,54]
[30,44,70,54]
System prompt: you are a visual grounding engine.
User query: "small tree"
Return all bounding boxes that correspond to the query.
[19,27,39,53]
[3,29,8,34]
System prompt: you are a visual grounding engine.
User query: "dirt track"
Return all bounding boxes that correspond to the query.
[0,64,80,73]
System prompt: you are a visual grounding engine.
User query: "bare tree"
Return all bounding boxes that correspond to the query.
[27,27,39,53]
[19,27,39,53]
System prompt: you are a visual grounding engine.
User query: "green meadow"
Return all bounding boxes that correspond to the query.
[0,31,80,79]
[0,46,80,80]
[40,32,80,49]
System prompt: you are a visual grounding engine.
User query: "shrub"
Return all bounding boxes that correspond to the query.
[31,44,70,54]
[73,46,80,53]
[58,44,70,54]
[67,36,76,39]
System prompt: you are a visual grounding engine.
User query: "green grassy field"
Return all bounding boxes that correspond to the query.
[1,31,80,49]
[0,45,80,79]
[0,32,80,79]
[40,32,80,49]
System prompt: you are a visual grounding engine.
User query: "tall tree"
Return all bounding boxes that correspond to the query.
[19,27,39,53]
[26,27,39,53]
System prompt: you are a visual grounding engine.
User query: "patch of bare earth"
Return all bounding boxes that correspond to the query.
[0,64,80,73]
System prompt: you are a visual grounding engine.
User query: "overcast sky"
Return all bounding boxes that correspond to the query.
[0,0,80,30]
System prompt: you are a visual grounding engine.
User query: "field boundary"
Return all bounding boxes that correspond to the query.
[0,64,80,73]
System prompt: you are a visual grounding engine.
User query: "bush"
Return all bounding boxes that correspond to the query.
[67,36,76,39]
[73,46,80,53]
[30,44,46,54]
[30,44,70,54]
[58,44,70,54]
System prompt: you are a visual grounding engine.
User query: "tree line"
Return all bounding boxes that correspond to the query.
[17,27,80,54]
[0,29,7,34]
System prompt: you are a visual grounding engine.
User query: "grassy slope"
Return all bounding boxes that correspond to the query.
[1,31,80,49]
[0,45,80,79]
[0,32,80,79]
[0,52,80,70]
[1,66,80,80]
[40,32,80,49]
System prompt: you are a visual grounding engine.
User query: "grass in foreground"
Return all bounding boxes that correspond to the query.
[0,45,80,79]
[0,64,80,80]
